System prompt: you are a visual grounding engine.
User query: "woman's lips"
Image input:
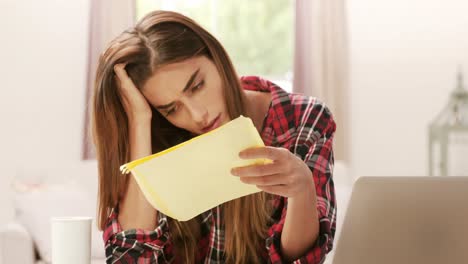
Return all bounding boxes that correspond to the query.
[201,114,221,133]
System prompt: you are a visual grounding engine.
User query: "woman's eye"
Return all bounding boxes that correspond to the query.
[165,81,203,117]
[166,106,177,116]
[192,80,204,92]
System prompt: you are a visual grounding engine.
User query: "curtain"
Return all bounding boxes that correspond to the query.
[293,0,350,161]
[82,0,136,160]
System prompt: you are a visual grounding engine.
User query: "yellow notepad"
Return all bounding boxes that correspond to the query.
[120,115,271,221]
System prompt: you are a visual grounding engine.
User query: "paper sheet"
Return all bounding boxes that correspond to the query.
[120,115,271,221]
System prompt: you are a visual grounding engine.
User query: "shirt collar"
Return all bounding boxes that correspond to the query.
[241,76,293,145]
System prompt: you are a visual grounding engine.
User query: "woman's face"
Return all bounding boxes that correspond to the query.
[142,56,228,135]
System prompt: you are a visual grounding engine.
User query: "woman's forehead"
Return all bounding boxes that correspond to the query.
[142,56,209,104]
[146,57,203,87]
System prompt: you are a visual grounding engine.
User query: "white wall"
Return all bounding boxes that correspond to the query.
[348,0,468,178]
[0,0,90,226]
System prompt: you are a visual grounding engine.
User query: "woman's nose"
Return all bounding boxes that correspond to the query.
[186,100,208,126]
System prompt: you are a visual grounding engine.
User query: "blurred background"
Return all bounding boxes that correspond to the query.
[0,0,467,263]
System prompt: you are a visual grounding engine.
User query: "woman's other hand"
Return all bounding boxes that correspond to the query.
[114,63,157,231]
[231,146,315,198]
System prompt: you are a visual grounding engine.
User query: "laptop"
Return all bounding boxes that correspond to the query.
[332,176,468,264]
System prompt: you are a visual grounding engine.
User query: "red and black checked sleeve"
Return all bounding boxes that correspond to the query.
[103,208,173,263]
[266,102,337,264]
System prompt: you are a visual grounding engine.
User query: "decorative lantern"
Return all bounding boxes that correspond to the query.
[429,69,468,176]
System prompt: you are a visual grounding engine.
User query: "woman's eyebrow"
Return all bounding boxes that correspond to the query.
[155,68,200,110]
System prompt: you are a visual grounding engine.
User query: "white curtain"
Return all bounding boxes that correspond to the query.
[293,0,350,161]
[82,0,136,160]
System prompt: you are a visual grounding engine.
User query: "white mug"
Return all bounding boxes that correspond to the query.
[51,217,92,264]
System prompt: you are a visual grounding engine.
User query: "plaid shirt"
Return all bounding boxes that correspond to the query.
[103,76,337,264]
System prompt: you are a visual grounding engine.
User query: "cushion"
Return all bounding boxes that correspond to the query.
[13,165,105,261]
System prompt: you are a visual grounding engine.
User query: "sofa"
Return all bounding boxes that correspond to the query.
[0,162,106,264]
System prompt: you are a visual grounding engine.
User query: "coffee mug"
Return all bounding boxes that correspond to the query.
[51,217,92,264]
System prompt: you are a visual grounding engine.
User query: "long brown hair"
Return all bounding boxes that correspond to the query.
[91,10,272,263]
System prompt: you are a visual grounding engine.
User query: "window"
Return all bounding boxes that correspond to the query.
[136,0,294,92]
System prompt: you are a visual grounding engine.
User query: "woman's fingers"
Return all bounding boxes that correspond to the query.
[114,63,135,92]
[111,63,152,120]
[239,146,289,161]
[231,162,281,177]
[114,63,129,81]
[239,174,286,186]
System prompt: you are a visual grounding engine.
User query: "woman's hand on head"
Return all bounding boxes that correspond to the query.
[114,63,152,122]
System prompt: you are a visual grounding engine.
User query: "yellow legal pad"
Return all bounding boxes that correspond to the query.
[119,115,271,221]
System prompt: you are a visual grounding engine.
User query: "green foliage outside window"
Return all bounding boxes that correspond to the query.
[136,0,293,80]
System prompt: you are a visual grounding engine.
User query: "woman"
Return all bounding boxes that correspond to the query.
[92,10,336,264]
